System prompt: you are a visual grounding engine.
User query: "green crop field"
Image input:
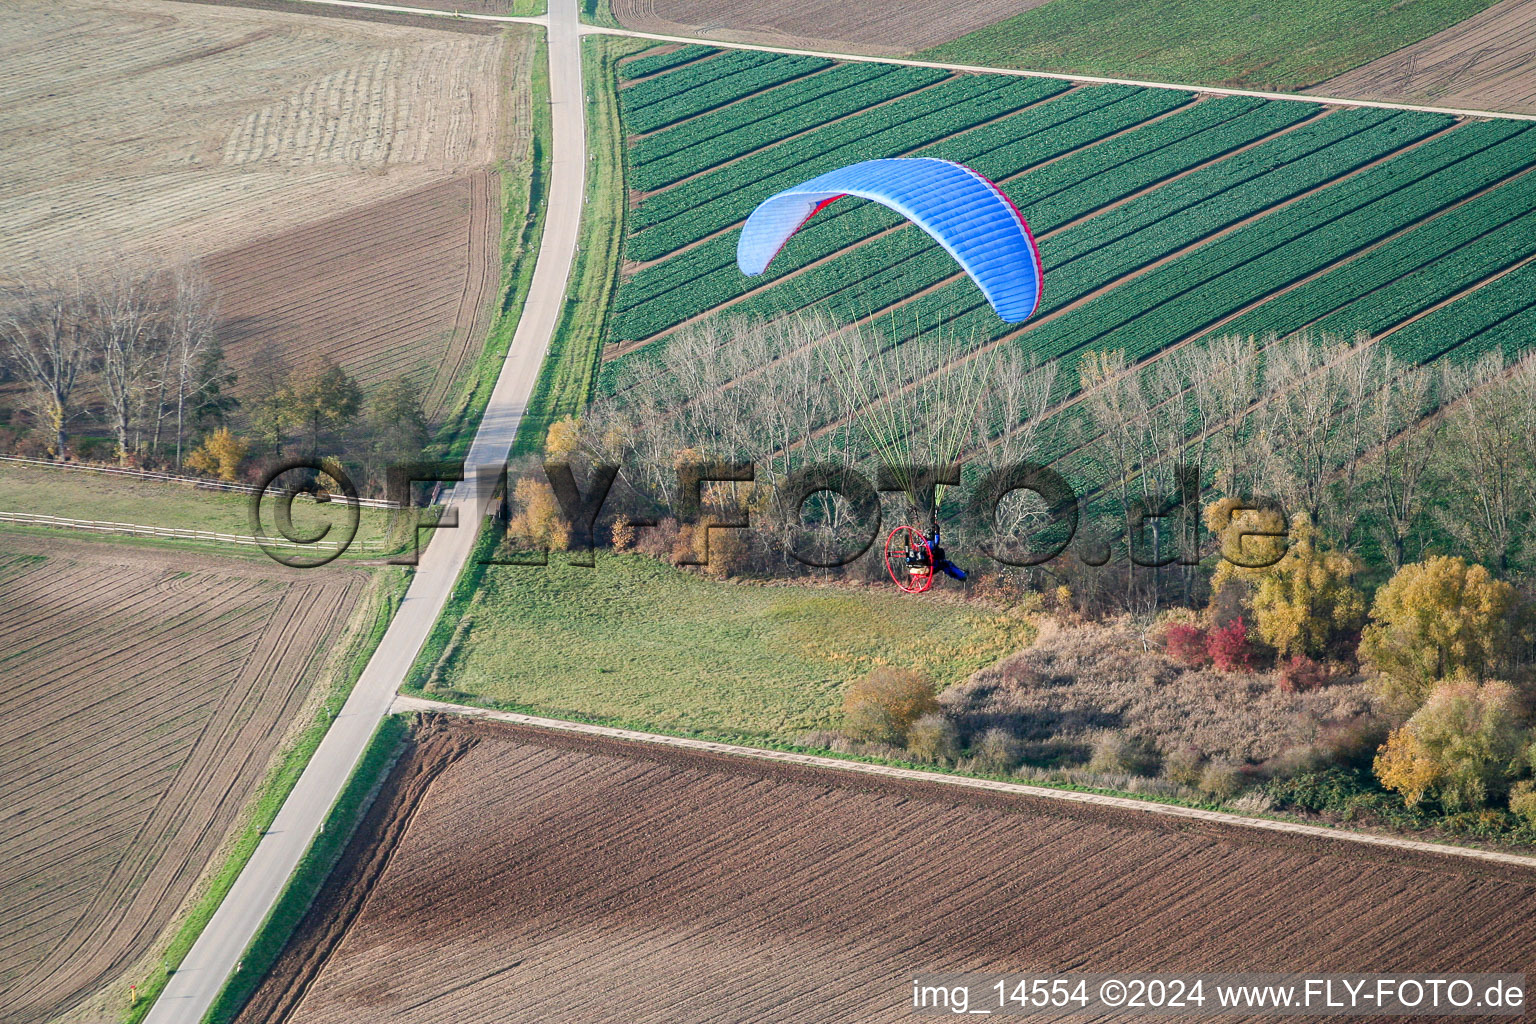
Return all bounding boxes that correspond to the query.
[917,0,1496,92]
[406,552,1033,741]
[597,48,1536,439]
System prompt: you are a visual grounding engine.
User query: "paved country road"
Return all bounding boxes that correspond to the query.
[142,0,587,1019]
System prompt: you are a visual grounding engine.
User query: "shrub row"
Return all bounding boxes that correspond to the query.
[630,64,943,190]
[623,55,832,136]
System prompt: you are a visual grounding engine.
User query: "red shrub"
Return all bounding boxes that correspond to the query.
[1207,617,1256,673]
[1277,654,1330,694]
[1163,623,1210,667]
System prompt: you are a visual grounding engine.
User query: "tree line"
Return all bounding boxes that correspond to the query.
[0,261,432,491]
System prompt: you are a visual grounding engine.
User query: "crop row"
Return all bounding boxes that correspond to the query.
[1025,120,1535,367]
[618,45,716,81]
[620,49,780,114]
[618,85,1152,311]
[1046,108,1409,268]
[1226,168,1536,339]
[611,94,1293,329]
[613,86,1208,337]
[696,117,1529,456]
[622,55,832,136]
[877,108,1444,348]
[625,75,1071,256]
[1019,99,1313,231]
[629,65,945,191]
[1384,258,1536,363]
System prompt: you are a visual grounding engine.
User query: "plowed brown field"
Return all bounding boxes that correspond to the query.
[0,537,373,1024]
[1314,0,1536,114]
[206,170,500,412]
[237,716,1536,1024]
[609,0,1050,56]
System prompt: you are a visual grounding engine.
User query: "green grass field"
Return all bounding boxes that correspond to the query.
[0,463,403,558]
[411,553,1033,741]
[920,0,1496,91]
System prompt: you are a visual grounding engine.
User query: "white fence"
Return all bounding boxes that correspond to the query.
[0,511,384,552]
[0,454,398,510]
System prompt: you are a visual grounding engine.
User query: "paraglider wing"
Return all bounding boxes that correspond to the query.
[736,157,1043,323]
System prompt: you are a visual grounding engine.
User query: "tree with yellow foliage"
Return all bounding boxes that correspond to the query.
[185,427,248,482]
[1359,556,1527,709]
[1207,503,1364,660]
[544,415,581,460]
[1374,676,1523,809]
[506,475,569,552]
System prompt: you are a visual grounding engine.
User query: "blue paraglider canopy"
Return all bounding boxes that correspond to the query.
[736,157,1044,323]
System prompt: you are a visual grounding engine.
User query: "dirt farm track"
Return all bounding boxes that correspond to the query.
[0,537,373,1024]
[235,716,1536,1024]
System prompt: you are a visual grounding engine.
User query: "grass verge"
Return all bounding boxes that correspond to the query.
[511,34,646,456]
[579,0,619,29]
[432,27,553,463]
[0,463,403,559]
[201,712,413,1024]
[123,566,410,1023]
[919,0,1494,92]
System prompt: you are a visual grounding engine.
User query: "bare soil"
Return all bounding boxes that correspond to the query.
[609,0,1053,57]
[0,0,505,269]
[206,169,501,416]
[0,537,371,1024]
[1313,0,1536,115]
[235,715,1536,1024]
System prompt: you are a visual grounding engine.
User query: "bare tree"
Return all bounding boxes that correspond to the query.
[1362,352,1436,571]
[1433,352,1536,573]
[1256,332,1364,529]
[91,263,167,464]
[1177,333,1263,500]
[156,266,223,467]
[0,267,94,456]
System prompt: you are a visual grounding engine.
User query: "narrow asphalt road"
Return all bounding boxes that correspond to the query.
[142,0,587,1019]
